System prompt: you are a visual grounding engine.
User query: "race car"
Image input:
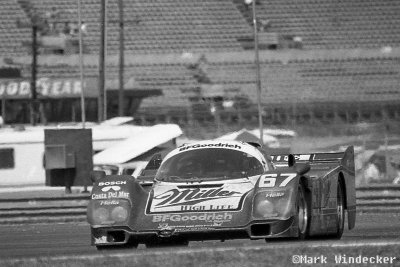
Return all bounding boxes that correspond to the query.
[87,140,356,249]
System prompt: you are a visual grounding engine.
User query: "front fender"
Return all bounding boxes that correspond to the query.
[252,171,301,220]
[87,175,148,227]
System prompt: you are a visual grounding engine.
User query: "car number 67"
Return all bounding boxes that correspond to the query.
[259,173,297,188]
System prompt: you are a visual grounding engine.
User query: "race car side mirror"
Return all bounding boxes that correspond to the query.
[295,163,311,175]
[90,170,106,183]
[288,154,296,167]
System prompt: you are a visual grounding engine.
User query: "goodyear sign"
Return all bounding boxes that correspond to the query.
[0,78,83,99]
[0,77,139,99]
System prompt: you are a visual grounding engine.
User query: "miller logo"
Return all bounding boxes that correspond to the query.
[153,187,241,208]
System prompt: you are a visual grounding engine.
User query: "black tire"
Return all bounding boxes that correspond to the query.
[297,182,310,240]
[332,180,345,239]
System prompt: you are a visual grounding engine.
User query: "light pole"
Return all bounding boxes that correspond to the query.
[17,13,54,125]
[251,0,264,145]
[1,88,5,125]
[118,0,125,117]
[17,14,43,125]
[30,24,39,125]
[77,0,86,128]
[98,0,106,122]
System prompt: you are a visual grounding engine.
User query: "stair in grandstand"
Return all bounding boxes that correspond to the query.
[16,0,36,20]
[232,0,253,26]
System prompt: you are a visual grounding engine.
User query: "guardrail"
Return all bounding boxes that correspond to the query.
[0,186,399,224]
[354,185,400,213]
[0,194,89,224]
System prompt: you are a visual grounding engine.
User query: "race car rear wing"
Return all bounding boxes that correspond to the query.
[271,146,354,168]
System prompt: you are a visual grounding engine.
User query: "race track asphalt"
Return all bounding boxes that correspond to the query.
[0,212,399,259]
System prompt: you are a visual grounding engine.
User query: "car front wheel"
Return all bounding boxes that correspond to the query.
[297,182,310,239]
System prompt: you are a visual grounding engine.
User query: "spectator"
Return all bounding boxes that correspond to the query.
[69,22,79,35]
[45,7,60,33]
[363,154,387,184]
[391,160,400,184]
[293,36,303,49]
[40,19,50,35]
[62,22,70,35]
[259,19,271,32]
[363,161,381,184]
[80,21,87,35]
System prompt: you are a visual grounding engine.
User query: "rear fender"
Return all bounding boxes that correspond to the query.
[340,146,356,230]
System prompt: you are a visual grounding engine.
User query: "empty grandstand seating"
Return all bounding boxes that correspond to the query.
[200,53,400,105]
[233,0,400,49]
[1,0,399,55]
[21,0,249,55]
[0,0,31,56]
[1,0,400,125]
[14,49,399,124]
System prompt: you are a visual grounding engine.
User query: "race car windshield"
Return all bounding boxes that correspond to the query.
[155,148,266,181]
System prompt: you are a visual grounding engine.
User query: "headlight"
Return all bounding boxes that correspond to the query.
[255,199,275,217]
[253,189,293,218]
[92,207,109,223]
[253,193,276,218]
[87,199,131,225]
[111,206,128,222]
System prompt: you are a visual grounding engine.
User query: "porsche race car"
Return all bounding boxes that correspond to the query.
[87,140,356,248]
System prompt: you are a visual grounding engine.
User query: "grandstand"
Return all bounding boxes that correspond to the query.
[0,0,400,131]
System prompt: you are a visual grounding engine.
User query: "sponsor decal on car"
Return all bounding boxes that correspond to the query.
[178,143,242,152]
[158,224,218,232]
[157,223,171,230]
[163,141,265,163]
[98,181,127,186]
[152,212,233,224]
[147,184,252,213]
[175,226,217,232]
[265,191,285,198]
[91,191,130,200]
[258,173,297,188]
[271,154,313,162]
[180,204,235,211]
[155,187,240,206]
[100,200,120,205]
[92,181,130,199]
[101,186,121,192]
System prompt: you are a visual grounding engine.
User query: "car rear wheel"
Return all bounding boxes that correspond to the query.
[297,182,309,239]
[332,180,345,239]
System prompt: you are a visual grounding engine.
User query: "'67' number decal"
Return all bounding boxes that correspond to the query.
[259,173,297,188]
